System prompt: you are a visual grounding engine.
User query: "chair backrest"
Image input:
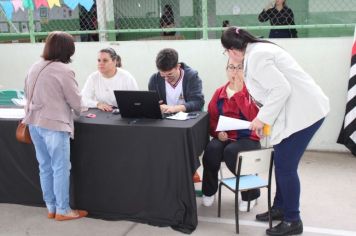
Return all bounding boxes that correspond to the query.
[235,148,274,176]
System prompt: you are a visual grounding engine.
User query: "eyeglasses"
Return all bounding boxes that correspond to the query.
[159,67,178,79]
[226,64,243,71]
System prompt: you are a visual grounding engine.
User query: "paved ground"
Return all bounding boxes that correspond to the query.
[1,151,356,236]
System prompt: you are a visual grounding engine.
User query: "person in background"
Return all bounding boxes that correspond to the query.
[201,57,261,211]
[81,48,139,112]
[148,48,204,114]
[79,1,98,42]
[160,4,176,36]
[222,20,230,28]
[221,26,329,236]
[258,0,298,38]
[23,31,88,221]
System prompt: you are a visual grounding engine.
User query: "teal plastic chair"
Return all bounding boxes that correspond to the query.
[217,148,274,234]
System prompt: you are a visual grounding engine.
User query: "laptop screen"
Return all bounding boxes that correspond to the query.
[114,90,163,119]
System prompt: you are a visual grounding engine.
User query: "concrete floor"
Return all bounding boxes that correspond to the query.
[1,151,356,236]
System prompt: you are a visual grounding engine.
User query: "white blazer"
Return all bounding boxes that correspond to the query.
[243,43,330,145]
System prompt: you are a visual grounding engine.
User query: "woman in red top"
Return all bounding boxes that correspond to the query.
[202,58,261,210]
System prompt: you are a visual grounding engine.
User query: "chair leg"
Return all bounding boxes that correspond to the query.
[235,190,239,234]
[247,191,251,212]
[218,183,222,217]
[268,187,272,229]
[219,168,224,180]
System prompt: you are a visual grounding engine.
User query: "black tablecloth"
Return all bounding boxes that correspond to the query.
[0,119,42,205]
[0,109,209,233]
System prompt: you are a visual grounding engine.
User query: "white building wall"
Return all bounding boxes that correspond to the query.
[0,37,352,152]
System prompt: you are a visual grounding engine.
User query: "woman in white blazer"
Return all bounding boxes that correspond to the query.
[221,27,329,236]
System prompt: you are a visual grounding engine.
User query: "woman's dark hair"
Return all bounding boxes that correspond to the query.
[164,4,173,15]
[156,48,178,71]
[42,31,75,63]
[100,47,122,67]
[222,20,230,27]
[221,26,272,51]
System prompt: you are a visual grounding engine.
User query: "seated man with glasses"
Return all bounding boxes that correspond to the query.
[201,57,261,211]
[148,48,204,114]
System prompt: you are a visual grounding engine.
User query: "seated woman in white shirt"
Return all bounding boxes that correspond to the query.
[81,48,139,112]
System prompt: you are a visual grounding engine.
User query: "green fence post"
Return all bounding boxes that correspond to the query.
[202,0,208,39]
[97,0,107,41]
[106,0,116,41]
[28,8,36,43]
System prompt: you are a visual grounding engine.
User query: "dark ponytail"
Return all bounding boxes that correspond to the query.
[221,27,272,51]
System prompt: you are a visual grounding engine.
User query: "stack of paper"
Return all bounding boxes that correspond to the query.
[216,115,251,131]
[166,111,189,121]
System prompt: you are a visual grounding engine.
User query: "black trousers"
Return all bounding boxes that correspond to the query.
[202,138,261,201]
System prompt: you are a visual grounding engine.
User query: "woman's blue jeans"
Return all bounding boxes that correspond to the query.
[273,118,324,222]
[29,125,71,215]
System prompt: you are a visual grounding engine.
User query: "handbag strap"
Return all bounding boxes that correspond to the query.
[26,61,52,113]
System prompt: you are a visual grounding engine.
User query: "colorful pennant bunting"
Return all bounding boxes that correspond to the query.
[62,0,79,10]
[12,0,24,12]
[63,0,94,11]
[47,0,60,8]
[34,0,48,9]
[79,0,94,11]
[0,1,14,20]
[1,0,95,20]
[22,0,34,10]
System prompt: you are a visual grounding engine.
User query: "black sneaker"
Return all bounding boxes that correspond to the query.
[266,220,303,236]
[256,208,284,222]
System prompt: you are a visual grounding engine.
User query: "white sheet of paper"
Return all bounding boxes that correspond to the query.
[0,108,25,119]
[216,115,251,131]
[166,111,189,120]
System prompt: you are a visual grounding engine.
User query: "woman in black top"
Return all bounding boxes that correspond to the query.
[258,0,297,38]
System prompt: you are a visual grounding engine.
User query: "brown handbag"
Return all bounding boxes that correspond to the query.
[16,62,52,144]
[16,122,32,144]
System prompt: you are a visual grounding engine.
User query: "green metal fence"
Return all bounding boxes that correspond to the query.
[0,0,356,43]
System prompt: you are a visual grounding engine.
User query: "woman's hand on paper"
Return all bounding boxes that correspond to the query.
[250,117,265,137]
[218,131,229,142]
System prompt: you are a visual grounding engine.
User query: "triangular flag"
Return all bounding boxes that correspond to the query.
[79,0,94,11]
[337,26,356,156]
[12,0,24,12]
[63,0,79,10]
[47,0,60,8]
[34,0,48,9]
[22,0,34,10]
[0,1,14,20]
